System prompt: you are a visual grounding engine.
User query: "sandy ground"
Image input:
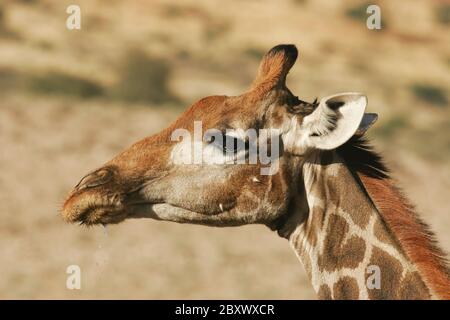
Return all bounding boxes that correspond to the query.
[0,0,449,299]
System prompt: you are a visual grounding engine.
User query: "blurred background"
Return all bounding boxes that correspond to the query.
[0,0,449,299]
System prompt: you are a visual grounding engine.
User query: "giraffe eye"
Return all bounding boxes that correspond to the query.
[223,136,239,154]
[222,135,250,155]
[208,132,249,156]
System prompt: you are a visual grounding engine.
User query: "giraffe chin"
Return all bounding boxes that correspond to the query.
[127,203,259,227]
[62,198,223,227]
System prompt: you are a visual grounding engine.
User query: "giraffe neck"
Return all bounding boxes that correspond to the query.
[283,151,431,299]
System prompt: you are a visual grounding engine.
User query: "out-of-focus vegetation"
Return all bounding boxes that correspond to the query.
[0,68,19,90]
[110,50,179,104]
[0,2,17,38]
[28,71,104,98]
[242,47,266,61]
[0,4,6,31]
[345,2,387,29]
[410,84,448,107]
[436,4,450,25]
[372,116,409,139]
[345,3,371,22]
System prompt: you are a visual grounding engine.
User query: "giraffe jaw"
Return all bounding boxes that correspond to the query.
[61,187,236,227]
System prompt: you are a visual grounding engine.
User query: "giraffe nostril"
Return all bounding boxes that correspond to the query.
[74,167,114,191]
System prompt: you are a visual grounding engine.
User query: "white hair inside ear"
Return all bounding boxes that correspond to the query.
[303,92,367,150]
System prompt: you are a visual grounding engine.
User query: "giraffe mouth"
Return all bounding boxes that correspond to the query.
[61,185,147,226]
[62,196,126,226]
[61,166,240,226]
[61,185,169,226]
[62,201,156,226]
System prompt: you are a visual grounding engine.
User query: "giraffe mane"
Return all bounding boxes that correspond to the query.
[337,136,450,299]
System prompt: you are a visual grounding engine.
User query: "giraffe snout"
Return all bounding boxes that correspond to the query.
[61,165,128,225]
[74,167,115,192]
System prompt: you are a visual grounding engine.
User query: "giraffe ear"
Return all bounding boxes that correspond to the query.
[305,92,367,150]
[354,113,378,137]
[250,44,298,91]
[281,93,368,154]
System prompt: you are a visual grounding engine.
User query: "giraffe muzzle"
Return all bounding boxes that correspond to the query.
[61,166,133,225]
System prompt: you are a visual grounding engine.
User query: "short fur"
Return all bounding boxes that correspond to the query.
[338,136,450,299]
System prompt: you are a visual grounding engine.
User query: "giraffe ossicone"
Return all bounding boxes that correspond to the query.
[61,44,450,300]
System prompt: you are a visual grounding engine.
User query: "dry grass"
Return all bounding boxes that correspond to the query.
[0,0,448,299]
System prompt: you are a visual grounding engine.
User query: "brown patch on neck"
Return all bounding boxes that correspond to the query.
[317,284,332,299]
[317,214,366,272]
[366,247,404,299]
[338,136,450,299]
[333,277,360,300]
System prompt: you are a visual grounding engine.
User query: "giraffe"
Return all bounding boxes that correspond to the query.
[61,44,450,299]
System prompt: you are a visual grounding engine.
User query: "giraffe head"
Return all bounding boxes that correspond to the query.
[61,44,374,227]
